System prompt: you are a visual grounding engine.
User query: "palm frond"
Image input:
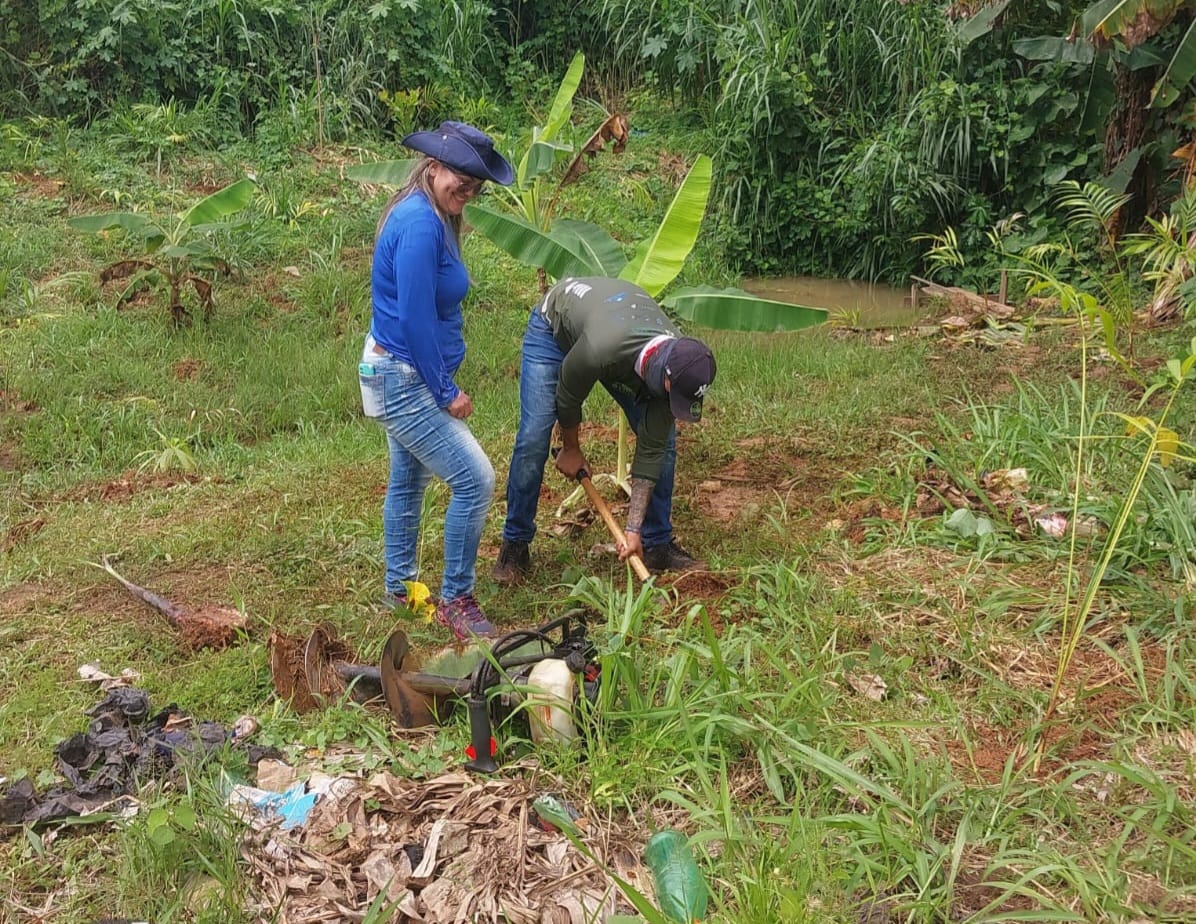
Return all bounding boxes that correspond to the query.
[1055,180,1130,236]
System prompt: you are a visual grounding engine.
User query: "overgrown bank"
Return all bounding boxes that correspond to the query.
[5,1,1196,286]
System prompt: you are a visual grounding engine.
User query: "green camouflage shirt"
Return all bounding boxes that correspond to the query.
[540,277,680,482]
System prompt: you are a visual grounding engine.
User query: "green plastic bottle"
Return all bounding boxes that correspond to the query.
[644,829,709,922]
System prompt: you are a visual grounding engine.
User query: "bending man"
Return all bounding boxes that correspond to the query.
[493,276,716,583]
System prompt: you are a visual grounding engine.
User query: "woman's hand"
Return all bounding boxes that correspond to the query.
[446,390,474,419]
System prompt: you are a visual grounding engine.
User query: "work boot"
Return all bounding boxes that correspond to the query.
[642,540,705,574]
[436,594,498,641]
[491,539,531,585]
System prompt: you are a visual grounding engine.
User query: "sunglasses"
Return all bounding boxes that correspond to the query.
[445,167,485,196]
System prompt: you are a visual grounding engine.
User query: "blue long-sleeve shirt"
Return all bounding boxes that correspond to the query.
[370,192,469,407]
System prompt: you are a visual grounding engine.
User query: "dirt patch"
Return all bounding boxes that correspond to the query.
[65,468,203,503]
[661,569,736,603]
[12,171,64,198]
[173,358,203,380]
[0,441,23,473]
[1,517,46,553]
[695,479,769,523]
[577,421,620,444]
[184,180,225,197]
[0,582,53,618]
[81,560,247,648]
[0,389,39,413]
[950,852,1041,919]
[269,630,321,714]
[944,634,1169,784]
[696,438,838,525]
[265,289,296,312]
[656,152,691,183]
[172,604,247,649]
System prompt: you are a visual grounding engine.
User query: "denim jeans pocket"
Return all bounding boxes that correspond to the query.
[358,362,385,418]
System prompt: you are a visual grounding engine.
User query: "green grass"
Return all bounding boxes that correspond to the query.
[3,117,1196,923]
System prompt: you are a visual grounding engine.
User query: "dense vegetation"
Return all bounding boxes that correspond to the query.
[4,0,1195,284]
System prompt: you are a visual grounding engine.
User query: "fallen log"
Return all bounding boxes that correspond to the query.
[910,275,1015,317]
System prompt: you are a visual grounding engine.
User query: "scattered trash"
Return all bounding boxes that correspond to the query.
[78,662,142,690]
[96,554,246,650]
[1033,512,1103,539]
[846,671,888,702]
[228,782,318,831]
[0,687,268,832]
[981,468,1029,492]
[1035,512,1069,539]
[255,758,299,793]
[644,829,709,923]
[231,714,260,742]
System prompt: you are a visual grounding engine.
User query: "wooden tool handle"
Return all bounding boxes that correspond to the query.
[578,474,651,581]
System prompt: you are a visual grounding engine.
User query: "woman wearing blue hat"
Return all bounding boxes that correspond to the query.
[358,121,514,640]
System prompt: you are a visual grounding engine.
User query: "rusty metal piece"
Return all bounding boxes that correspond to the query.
[378,630,440,728]
[303,624,382,706]
[272,624,469,725]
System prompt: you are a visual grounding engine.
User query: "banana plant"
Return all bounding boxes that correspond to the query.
[1087,0,1196,108]
[469,149,828,499]
[346,51,587,206]
[344,49,621,288]
[69,178,255,326]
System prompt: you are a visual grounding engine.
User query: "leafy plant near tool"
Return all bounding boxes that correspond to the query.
[269,611,601,774]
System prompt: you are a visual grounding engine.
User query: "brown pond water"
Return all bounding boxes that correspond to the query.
[742,276,917,329]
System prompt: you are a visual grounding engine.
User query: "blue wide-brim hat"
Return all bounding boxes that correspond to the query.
[402,120,515,186]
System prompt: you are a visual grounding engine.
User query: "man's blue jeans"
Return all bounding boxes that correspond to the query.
[501,309,675,548]
[360,337,495,601]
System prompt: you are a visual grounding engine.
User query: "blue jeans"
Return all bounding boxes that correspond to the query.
[360,337,494,601]
[501,309,675,548]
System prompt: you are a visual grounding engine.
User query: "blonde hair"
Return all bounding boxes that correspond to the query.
[374,157,463,250]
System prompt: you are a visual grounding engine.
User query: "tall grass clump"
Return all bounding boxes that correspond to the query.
[590,0,1100,282]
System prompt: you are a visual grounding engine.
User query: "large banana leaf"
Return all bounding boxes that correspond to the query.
[1091,0,1184,44]
[665,286,829,332]
[550,219,628,277]
[159,242,213,260]
[523,139,573,186]
[957,0,1011,45]
[464,204,609,280]
[345,159,417,186]
[517,52,584,188]
[1152,19,1196,107]
[1012,36,1096,65]
[180,178,255,227]
[68,212,153,234]
[542,52,584,141]
[619,154,712,297]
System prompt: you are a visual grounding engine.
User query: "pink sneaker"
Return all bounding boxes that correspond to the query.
[436,594,497,640]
